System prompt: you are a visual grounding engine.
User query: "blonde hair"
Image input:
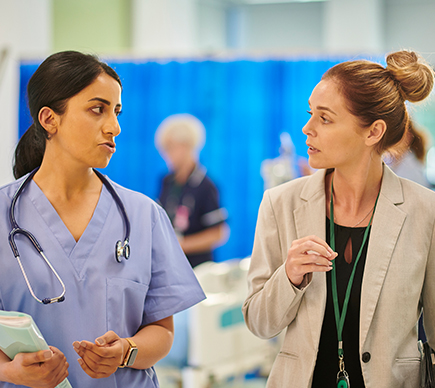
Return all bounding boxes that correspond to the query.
[322,50,434,156]
[155,114,206,154]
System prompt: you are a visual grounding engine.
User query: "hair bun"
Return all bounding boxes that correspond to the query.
[386,50,434,103]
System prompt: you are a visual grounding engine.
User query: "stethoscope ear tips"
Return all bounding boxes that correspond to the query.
[116,240,130,263]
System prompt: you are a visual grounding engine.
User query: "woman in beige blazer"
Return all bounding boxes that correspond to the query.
[243,50,435,388]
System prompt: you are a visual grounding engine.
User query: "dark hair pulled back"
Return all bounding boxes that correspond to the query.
[322,50,434,157]
[14,51,121,179]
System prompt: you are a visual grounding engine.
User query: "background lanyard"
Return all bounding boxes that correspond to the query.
[329,180,380,359]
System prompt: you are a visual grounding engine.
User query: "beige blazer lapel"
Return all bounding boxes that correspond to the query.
[294,169,329,347]
[360,165,406,347]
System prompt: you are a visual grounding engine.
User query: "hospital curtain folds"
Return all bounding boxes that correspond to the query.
[19,57,345,263]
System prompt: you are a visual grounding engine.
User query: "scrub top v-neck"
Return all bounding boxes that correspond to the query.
[0,173,205,388]
[28,180,111,266]
[26,178,113,276]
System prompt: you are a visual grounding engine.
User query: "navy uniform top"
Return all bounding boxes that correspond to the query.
[158,165,227,267]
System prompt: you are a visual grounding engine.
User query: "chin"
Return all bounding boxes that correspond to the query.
[307,159,324,170]
[93,159,111,170]
[308,157,333,171]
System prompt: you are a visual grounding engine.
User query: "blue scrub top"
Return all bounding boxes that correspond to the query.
[0,173,205,388]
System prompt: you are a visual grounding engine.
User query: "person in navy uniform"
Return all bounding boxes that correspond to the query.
[156,114,228,268]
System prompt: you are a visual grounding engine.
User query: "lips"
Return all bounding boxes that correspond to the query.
[307,143,319,152]
[100,141,116,153]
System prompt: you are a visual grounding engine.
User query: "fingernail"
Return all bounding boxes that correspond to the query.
[96,338,105,345]
[80,342,87,349]
[77,358,83,365]
[73,342,80,350]
[43,350,53,360]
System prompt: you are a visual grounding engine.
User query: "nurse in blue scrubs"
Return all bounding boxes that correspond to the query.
[0,51,205,388]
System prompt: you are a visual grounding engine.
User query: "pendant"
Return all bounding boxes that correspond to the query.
[337,370,350,388]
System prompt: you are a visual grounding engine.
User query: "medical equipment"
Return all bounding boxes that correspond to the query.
[156,258,281,387]
[8,168,131,305]
[260,132,297,190]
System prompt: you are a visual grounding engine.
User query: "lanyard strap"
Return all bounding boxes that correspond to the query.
[329,179,380,358]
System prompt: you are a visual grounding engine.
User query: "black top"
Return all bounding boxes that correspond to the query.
[158,165,227,268]
[311,219,371,388]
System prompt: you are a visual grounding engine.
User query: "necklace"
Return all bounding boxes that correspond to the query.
[350,206,375,228]
[332,191,375,228]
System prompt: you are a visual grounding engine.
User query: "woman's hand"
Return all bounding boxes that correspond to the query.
[285,235,337,287]
[0,347,69,388]
[73,331,126,379]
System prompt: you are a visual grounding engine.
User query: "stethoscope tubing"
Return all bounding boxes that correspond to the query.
[9,169,40,257]
[8,168,131,304]
[93,169,131,250]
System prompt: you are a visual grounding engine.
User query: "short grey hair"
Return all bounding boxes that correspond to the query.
[155,114,206,154]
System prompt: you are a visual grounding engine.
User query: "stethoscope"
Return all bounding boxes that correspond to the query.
[8,168,131,305]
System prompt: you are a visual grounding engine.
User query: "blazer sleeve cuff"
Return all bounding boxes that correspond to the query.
[290,272,313,292]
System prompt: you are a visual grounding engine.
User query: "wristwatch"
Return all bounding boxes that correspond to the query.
[119,338,138,368]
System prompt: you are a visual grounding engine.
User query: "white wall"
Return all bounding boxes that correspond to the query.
[107,0,435,60]
[131,0,228,56]
[240,2,325,53]
[221,0,435,61]
[324,0,383,54]
[131,0,199,55]
[0,0,52,185]
[197,1,227,53]
[385,0,435,59]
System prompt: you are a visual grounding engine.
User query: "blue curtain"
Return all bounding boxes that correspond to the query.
[19,57,348,262]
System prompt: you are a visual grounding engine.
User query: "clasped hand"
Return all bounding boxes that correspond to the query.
[73,330,126,379]
[0,346,68,388]
[285,235,337,287]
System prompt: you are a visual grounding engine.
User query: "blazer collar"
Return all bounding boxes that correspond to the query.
[299,164,404,205]
[294,165,406,349]
[300,168,329,202]
[360,164,406,346]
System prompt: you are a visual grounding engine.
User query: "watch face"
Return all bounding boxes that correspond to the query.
[126,348,138,367]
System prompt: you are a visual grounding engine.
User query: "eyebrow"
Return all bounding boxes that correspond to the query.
[308,100,337,116]
[88,97,122,109]
[316,106,337,115]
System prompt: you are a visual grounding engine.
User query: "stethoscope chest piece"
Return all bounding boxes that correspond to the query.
[116,239,130,263]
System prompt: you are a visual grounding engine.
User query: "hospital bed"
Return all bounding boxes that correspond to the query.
[156,258,281,388]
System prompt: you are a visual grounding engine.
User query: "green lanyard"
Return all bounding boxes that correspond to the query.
[329,179,380,361]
